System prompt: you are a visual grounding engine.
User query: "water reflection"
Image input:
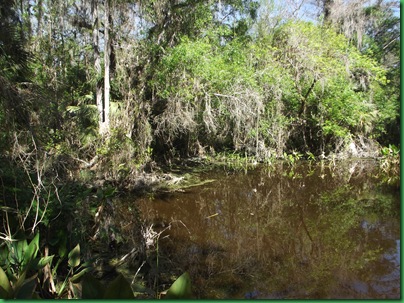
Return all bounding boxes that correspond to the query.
[138,160,400,299]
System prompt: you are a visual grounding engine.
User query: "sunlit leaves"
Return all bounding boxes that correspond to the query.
[166,272,192,299]
[151,16,394,157]
[0,266,12,299]
[68,244,80,268]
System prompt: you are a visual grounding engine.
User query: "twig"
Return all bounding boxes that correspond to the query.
[132,260,146,284]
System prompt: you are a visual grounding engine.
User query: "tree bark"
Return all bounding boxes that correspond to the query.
[92,0,104,135]
[35,0,43,49]
[103,0,111,134]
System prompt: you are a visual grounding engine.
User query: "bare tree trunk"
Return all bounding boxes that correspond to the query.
[92,0,104,135]
[317,0,333,23]
[323,0,333,23]
[103,0,111,135]
[19,0,25,41]
[34,0,43,51]
[26,0,32,39]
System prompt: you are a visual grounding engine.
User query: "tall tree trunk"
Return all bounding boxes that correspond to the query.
[317,0,333,23]
[34,0,43,51]
[19,0,25,42]
[92,0,104,135]
[26,0,32,40]
[102,0,111,135]
[323,0,333,23]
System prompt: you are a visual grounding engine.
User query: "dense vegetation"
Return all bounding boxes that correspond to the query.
[0,0,400,299]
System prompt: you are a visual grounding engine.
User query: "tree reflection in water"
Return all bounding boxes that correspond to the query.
[136,160,399,299]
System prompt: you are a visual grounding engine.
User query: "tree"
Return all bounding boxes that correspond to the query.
[143,0,259,47]
[92,0,104,135]
[0,0,33,142]
[102,0,111,135]
[262,21,388,155]
[361,1,400,145]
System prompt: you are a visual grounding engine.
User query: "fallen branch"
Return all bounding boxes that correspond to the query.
[74,155,99,168]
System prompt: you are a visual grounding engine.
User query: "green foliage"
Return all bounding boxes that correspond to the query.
[306,151,316,161]
[165,272,192,299]
[79,272,135,299]
[0,230,128,299]
[0,233,53,299]
[0,0,399,182]
[65,104,99,147]
[207,151,260,171]
[0,266,38,299]
[380,144,399,157]
[0,0,31,82]
[0,0,400,297]
[148,17,396,159]
[283,151,303,166]
[3,233,43,274]
[67,244,80,268]
[103,274,134,299]
[0,266,13,298]
[81,273,104,299]
[0,228,193,299]
[378,144,399,180]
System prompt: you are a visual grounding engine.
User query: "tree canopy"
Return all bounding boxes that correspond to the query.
[0,0,399,175]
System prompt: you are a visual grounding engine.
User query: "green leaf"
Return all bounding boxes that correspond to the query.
[13,270,27,294]
[66,105,80,113]
[103,274,133,299]
[81,273,104,299]
[30,255,54,270]
[70,267,92,283]
[76,258,96,271]
[68,244,80,268]
[0,246,8,264]
[58,238,67,259]
[165,272,192,299]
[103,186,116,198]
[0,266,11,299]
[23,233,39,267]
[15,273,38,299]
[11,239,27,265]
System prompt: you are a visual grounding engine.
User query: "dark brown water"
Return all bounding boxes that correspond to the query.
[136,160,400,299]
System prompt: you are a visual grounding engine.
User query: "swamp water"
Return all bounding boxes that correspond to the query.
[119,160,400,299]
